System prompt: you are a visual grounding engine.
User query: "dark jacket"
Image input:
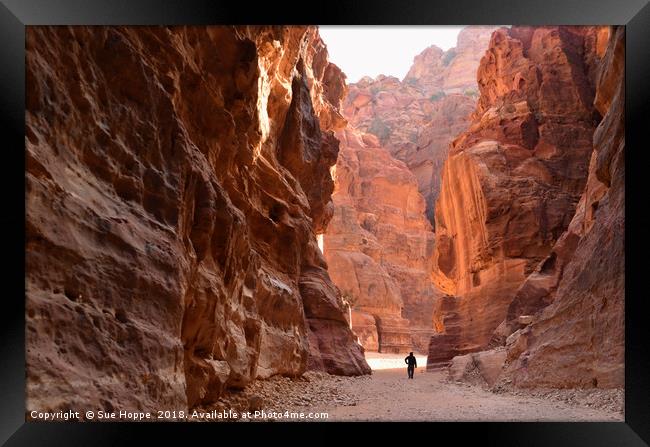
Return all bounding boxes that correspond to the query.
[405,355,417,367]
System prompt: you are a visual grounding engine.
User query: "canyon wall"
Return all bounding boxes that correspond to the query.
[26,25,369,415]
[494,26,624,388]
[427,26,610,367]
[323,128,437,353]
[343,26,497,223]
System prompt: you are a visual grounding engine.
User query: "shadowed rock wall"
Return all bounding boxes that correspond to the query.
[26,25,369,415]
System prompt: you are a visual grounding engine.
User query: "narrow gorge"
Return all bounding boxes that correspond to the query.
[25,24,625,419]
[323,26,497,354]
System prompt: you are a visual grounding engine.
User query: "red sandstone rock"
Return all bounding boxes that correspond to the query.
[25,25,368,415]
[428,26,607,366]
[473,350,508,387]
[322,27,497,354]
[350,310,379,351]
[323,128,437,353]
[448,349,507,388]
[434,26,624,391]
[409,95,477,223]
[404,26,499,96]
[343,27,496,222]
[449,354,477,382]
[501,27,625,389]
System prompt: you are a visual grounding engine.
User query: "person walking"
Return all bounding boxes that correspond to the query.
[405,352,417,379]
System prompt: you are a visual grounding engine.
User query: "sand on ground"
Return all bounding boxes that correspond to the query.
[208,353,624,422]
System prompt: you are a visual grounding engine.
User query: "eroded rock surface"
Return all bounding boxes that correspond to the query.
[323,129,437,353]
[427,26,609,368]
[343,27,497,222]
[404,26,499,96]
[26,25,369,415]
[322,27,498,353]
[498,26,624,388]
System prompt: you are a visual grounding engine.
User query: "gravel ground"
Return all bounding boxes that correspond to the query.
[196,354,624,422]
[491,382,624,415]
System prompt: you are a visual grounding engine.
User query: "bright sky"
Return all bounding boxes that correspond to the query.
[319,26,465,84]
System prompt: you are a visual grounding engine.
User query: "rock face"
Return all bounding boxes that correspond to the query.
[497,26,624,388]
[404,26,499,96]
[427,26,609,368]
[26,25,369,415]
[323,129,437,353]
[343,26,497,223]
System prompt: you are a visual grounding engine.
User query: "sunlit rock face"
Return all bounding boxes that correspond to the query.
[323,129,438,353]
[344,26,497,223]
[427,26,609,368]
[26,25,369,415]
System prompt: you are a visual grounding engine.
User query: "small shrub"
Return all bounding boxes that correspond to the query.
[340,290,359,311]
[368,117,391,144]
[430,91,446,102]
[442,48,457,66]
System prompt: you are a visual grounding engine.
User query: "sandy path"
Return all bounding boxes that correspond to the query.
[211,353,623,422]
[317,368,621,421]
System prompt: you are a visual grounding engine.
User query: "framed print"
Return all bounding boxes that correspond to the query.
[2,0,649,445]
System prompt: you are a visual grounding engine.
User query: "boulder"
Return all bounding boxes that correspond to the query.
[447,348,507,387]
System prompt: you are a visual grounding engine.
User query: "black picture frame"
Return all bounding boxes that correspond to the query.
[2,0,649,445]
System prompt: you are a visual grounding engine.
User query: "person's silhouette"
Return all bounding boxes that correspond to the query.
[405,352,417,379]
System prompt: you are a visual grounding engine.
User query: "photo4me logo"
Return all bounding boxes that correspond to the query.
[190,409,329,420]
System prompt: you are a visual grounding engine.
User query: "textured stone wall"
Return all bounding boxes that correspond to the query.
[323,129,437,353]
[26,25,369,415]
[427,26,608,367]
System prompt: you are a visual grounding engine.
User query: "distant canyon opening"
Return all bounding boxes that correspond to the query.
[322,26,497,359]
